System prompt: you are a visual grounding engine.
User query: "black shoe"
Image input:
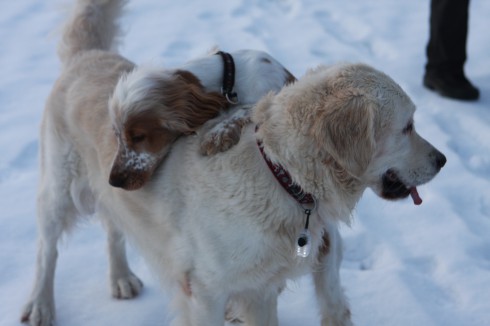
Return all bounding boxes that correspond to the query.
[423,71,480,101]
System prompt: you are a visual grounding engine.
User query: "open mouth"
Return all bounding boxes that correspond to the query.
[381,169,422,205]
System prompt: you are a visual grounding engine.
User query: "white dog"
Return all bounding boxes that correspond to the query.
[21,0,295,325]
[140,63,446,325]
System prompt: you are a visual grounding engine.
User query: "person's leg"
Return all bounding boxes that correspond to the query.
[424,0,479,100]
[426,0,469,74]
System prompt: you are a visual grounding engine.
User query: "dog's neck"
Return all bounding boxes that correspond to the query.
[256,138,314,206]
[180,55,226,95]
[321,156,366,219]
[215,51,238,104]
[255,133,365,224]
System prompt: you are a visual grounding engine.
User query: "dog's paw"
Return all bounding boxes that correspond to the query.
[21,300,55,326]
[111,272,144,299]
[199,107,252,156]
[200,123,243,156]
[320,309,353,326]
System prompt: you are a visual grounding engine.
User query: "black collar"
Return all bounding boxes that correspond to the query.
[216,51,238,104]
[256,139,314,205]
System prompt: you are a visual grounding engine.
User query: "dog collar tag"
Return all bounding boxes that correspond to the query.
[296,207,314,258]
[296,228,311,257]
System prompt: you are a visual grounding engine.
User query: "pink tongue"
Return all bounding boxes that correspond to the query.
[410,187,422,205]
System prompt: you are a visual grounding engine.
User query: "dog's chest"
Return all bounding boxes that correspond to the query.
[197,214,325,290]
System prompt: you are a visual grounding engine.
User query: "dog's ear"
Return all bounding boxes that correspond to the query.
[108,70,228,190]
[311,94,376,178]
[153,70,229,134]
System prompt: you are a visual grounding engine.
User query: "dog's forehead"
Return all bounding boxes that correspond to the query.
[393,92,416,121]
[381,97,416,135]
[372,70,416,119]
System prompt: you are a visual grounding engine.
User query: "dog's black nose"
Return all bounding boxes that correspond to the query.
[434,151,447,170]
[109,175,126,188]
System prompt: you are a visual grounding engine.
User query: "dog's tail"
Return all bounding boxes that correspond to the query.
[58,0,127,64]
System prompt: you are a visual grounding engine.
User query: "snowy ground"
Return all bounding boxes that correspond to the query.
[1,0,490,325]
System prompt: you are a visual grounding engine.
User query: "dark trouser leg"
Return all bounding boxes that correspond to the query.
[426,0,469,75]
[424,0,479,100]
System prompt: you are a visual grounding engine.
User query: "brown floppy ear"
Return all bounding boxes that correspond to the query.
[154,70,229,134]
[311,94,376,178]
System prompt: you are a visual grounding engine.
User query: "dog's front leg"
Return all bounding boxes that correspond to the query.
[199,105,252,156]
[21,235,59,326]
[21,188,74,326]
[226,289,280,326]
[100,212,143,299]
[312,224,353,326]
[190,288,227,326]
[171,279,227,326]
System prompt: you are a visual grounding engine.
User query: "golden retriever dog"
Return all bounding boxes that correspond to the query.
[139,63,445,325]
[21,0,295,325]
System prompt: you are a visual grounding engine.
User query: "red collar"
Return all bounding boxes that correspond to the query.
[257,139,314,205]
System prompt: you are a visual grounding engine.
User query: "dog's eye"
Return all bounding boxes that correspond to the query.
[131,134,147,143]
[403,122,414,134]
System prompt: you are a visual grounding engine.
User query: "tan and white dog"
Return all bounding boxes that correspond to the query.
[21,0,295,325]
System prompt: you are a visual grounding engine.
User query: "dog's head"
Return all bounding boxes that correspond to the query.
[361,75,447,204]
[108,68,228,190]
[255,63,445,208]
